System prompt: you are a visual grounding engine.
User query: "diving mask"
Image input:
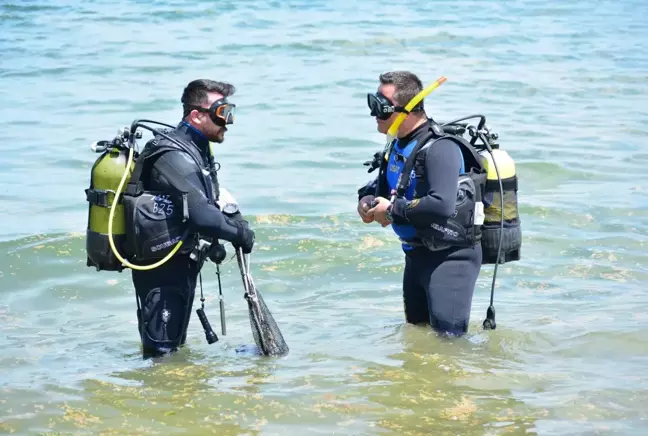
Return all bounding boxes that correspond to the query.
[188,99,236,127]
[367,92,423,120]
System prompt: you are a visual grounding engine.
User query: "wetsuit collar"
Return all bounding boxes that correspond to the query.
[176,121,210,153]
[395,121,430,149]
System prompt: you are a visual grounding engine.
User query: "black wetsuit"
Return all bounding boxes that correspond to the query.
[358,121,482,336]
[132,121,253,358]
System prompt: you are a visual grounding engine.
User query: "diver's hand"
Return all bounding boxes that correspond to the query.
[358,195,375,223]
[368,197,392,227]
[232,219,255,254]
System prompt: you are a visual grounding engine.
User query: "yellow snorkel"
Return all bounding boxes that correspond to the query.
[380,75,447,204]
[385,75,447,145]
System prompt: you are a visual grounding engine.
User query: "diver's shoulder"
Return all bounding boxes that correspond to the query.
[414,134,452,155]
[430,136,465,148]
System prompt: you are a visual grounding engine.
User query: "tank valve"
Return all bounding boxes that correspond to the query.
[90,140,110,153]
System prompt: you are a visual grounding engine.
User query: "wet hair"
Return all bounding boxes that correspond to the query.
[379,71,424,111]
[181,79,236,117]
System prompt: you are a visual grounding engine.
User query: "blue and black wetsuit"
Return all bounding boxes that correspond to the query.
[131,122,253,358]
[359,121,482,336]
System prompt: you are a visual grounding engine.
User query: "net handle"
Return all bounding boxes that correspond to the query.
[236,248,260,304]
[236,248,251,291]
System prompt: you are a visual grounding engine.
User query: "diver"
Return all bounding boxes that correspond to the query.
[357,71,484,337]
[127,79,255,358]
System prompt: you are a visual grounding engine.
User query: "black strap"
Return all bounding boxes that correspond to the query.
[206,152,221,202]
[199,271,205,309]
[394,131,440,197]
[392,121,448,197]
[395,131,488,198]
[486,175,517,192]
[85,188,119,207]
[124,139,158,197]
[124,133,211,199]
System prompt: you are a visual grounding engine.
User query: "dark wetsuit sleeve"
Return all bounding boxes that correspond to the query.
[151,151,242,243]
[391,138,462,225]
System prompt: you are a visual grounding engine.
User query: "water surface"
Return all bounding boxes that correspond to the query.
[1,0,648,434]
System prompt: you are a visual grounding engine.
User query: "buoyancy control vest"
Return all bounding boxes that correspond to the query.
[84,121,215,272]
[381,125,487,252]
[121,131,212,265]
[373,117,522,265]
[384,137,423,246]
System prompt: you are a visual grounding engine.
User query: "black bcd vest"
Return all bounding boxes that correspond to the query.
[121,132,217,264]
[380,123,488,250]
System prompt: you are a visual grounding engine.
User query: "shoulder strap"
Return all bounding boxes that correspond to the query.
[205,148,221,202]
[394,129,487,198]
[379,121,447,198]
[125,133,209,197]
[394,130,439,198]
[124,139,159,196]
[444,135,484,172]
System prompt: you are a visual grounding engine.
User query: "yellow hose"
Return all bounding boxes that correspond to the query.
[107,146,184,271]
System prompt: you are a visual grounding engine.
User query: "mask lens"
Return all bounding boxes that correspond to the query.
[217,104,235,124]
[211,101,236,126]
[367,93,393,120]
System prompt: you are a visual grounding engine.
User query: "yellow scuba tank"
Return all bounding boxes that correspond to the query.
[85,121,193,273]
[85,129,137,272]
[478,137,521,264]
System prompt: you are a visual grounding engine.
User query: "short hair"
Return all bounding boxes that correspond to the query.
[181,79,236,117]
[379,71,424,111]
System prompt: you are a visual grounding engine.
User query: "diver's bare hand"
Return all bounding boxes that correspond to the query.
[368,196,391,227]
[357,195,375,223]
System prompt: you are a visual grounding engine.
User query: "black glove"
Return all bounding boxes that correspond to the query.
[232,219,255,254]
[208,242,227,264]
[363,151,383,173]
[225,210,245,223]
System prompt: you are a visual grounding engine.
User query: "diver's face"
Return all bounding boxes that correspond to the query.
[375,84,398,134]
[197,92,228,143]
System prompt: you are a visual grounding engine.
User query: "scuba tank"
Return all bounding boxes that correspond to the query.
[478,141,521,264]
[84,120,192,273]
[85,128,140,272]
[441,115,522,330]
[440,117,522,266]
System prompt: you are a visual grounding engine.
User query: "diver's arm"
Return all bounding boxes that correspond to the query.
[390,139,462,225]
[151,151,246,243]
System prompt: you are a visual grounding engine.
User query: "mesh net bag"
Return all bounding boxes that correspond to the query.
[244,284,289,357]
[236,250,289,357]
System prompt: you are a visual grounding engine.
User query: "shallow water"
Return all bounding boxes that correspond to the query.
[1,0,648,434]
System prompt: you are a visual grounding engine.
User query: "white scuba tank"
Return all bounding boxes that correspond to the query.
[477,146,521,264]
[479,148,516,182]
